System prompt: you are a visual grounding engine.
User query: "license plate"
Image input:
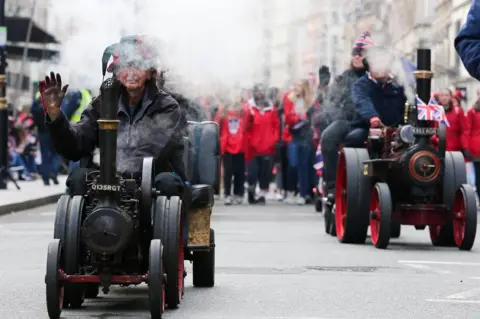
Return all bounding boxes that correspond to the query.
[412,127,437,135]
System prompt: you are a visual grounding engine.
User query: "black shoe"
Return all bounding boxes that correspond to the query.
[248,191,256,204]
[51,176,59,185]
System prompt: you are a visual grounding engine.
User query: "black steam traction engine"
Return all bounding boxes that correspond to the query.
[329,48,477,250]
[45,79,219,319]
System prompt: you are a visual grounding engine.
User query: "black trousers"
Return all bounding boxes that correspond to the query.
[223,152,245,196]
[276,141,289,192]
[321,120,368,193]
[248,155,272,191]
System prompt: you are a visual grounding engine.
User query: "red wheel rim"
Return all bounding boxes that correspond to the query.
[453,192,466,247]
[58,269,64,310]
[335,154,347,239]
[178,216,184,301]
[369,188,380,245]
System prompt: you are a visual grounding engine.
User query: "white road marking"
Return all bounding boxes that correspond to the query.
[426,299,480,304]
[469,277,480,280]
[399,260,480,266]
[403,263,451,274]
[39,211,55,216]
[446,288,480,300]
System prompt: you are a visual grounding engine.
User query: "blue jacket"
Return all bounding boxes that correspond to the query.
[350,75,406,130]
[455,0,480,80]
[61,91,82,120]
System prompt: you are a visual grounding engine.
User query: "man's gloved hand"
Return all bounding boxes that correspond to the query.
[369,116,383,128]
[318,65,331,87]
[39,72,69,121]
[463,149,473,161]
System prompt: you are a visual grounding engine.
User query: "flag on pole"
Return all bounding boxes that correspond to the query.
[416,95,450,127]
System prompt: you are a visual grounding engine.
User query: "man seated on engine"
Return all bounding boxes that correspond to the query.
[321,47,406,205]
[39,35,187,195]
[348,51,407,143]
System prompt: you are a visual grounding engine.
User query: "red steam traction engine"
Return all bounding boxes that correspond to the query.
[333,48,477,250]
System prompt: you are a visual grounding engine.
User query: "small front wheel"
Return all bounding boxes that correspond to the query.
[148,239,165,319]
[45,239,64,319]
[453,184,477,251]
[370,183,392,249]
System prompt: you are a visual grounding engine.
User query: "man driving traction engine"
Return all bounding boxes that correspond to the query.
[348,47,407,143]
[323,47,407,205]
[39,35,188,191]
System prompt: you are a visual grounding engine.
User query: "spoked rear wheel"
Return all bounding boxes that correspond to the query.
[453,184,477,251]
[335,148,371,243]
[429,225,455,247]
[390,222,401,239]
[148,239,165,319]
[369,183,392,249]
[45,239,64,319]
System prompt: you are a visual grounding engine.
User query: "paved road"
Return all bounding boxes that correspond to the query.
[1,201,480,319]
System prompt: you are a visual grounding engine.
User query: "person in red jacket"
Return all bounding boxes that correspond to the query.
[215,100,249,205]
[246,83,280,204]
[463,88,480,196]
[436,88,467,153]
[283,79,314,205]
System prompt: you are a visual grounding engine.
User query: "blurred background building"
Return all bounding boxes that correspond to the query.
[4,0,480,108]
[5,0,58,109]
[262,0,478,107]
[266,0,346,89]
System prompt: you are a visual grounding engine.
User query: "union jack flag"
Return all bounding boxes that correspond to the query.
[416,96,450,127]
[428,97,450,127]
[313,144,324,171]
[416,96,433,121]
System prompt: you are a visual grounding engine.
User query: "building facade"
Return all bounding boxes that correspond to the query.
[6,0,53,108]
[267,0,346,89]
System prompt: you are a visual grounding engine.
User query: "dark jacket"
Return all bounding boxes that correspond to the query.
[455,0,480,80]
[350,75,406,130]
[320,67,367,129]
[167,91,209,122]
[46,83,187,176]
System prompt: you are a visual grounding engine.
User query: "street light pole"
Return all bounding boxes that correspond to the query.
[0,0,8,190]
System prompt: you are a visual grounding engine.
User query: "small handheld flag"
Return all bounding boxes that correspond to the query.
[416,95,450,127]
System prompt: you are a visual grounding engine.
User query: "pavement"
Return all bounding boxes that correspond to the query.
[1,200,480,319]
[0,176,67,216]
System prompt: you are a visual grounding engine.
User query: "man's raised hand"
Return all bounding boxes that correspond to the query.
[40,72,69,121]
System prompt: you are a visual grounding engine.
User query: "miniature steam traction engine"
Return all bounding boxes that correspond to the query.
[45,78,218,319]
[333,48,477,250]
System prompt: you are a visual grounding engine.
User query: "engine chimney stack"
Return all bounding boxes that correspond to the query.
[414,49,433,104]
[97,78,121,186]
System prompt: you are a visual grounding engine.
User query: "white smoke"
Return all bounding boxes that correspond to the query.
[46,0,263,99]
